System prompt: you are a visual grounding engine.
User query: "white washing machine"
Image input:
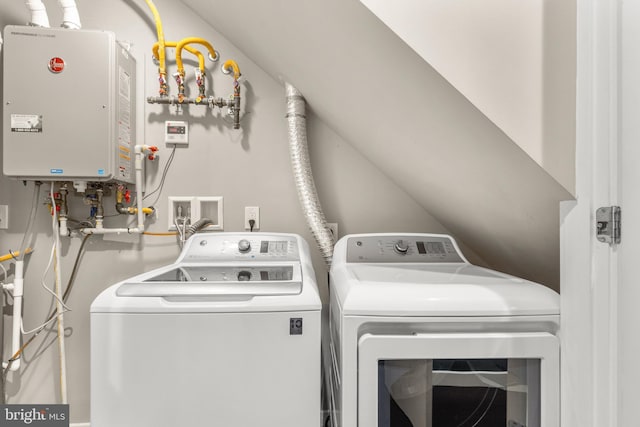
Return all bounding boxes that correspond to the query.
[328,233,560,427]
[91,233,321,427]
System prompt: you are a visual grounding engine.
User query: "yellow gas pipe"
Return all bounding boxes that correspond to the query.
[175,37,218,73]
[0,248,33,263]
[154,41,208,102]
[175,38,218,102]
[222,59,241,81]
[153,42,205,73]
[144,0,168,96]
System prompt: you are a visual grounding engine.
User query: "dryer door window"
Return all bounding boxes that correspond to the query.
[358,333,559,427]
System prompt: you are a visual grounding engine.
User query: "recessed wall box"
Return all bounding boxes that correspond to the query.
[2,26,136,183]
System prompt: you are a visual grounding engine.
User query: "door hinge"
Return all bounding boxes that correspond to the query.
[596,206,621,245]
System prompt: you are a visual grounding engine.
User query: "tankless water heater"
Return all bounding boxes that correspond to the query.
[2,25,136,184]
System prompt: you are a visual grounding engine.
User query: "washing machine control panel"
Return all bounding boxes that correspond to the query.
[181,234,301,262]
[346,235,464,263]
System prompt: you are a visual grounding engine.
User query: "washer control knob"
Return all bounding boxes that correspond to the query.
[238,239,251,253]
[237,270,252,281]
[394,240,409,254]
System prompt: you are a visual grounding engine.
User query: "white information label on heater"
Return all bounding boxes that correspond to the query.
[10,114,43,133]
[118,66,132,180]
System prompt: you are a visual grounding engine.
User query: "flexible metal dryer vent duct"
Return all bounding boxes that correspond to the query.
[285,82,334,269]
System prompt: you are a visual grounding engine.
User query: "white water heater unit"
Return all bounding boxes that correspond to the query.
[2,25,136,184]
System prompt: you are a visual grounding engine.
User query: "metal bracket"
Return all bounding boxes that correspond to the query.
[596,206,621,245]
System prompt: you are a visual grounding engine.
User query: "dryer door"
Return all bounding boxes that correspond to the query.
[358,332,559,427]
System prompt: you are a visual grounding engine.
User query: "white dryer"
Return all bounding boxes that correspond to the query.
[328,233,560,427]
[91,233,321,427]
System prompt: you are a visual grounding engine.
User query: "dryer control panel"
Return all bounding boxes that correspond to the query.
[346,234,465,263]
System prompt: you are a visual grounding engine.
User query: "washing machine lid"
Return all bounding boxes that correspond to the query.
[332,262,559,317]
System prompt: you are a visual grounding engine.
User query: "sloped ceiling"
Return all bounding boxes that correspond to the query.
[182,0,573,288]
[360,0,576,194]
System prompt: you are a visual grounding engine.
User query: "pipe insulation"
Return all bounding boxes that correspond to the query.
[25,0,50,28]
[285,83,334,269]
[58,0,81,29]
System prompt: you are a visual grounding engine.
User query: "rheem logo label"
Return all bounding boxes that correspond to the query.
[48,57,65,73]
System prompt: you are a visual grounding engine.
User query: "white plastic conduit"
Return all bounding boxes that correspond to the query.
[58,0,81,29]
[25,0,50,28]
[285,82,334,269]
[2,261,24,372]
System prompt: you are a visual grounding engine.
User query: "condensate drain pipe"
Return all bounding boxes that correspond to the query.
[285,82,334,269]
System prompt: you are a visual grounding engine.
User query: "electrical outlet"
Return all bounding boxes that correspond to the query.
[0,205,8,230]
[245,206,260,231]
[327,222,338,243]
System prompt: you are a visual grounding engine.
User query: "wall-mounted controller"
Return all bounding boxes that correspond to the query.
[165,120,189,146]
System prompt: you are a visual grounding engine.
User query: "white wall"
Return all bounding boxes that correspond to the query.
[360,0,576,194]
[0,0,458,421]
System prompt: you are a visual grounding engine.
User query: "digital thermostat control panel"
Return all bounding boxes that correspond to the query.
[165,120,189,145]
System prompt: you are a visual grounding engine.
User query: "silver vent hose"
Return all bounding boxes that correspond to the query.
[285,82,334,269]
[185,218,213,241]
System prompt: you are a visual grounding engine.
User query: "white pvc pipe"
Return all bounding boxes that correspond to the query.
[2,261,24,371]
[57,0,81,29]
[59,217,69,237]
[134,146,146,230]
[25,0,50,28]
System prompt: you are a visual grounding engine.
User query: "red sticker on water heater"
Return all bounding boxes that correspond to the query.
[48,57,65,73]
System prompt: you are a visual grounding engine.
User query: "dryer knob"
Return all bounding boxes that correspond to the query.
[394,240,409,254]
[238,239,251,253]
